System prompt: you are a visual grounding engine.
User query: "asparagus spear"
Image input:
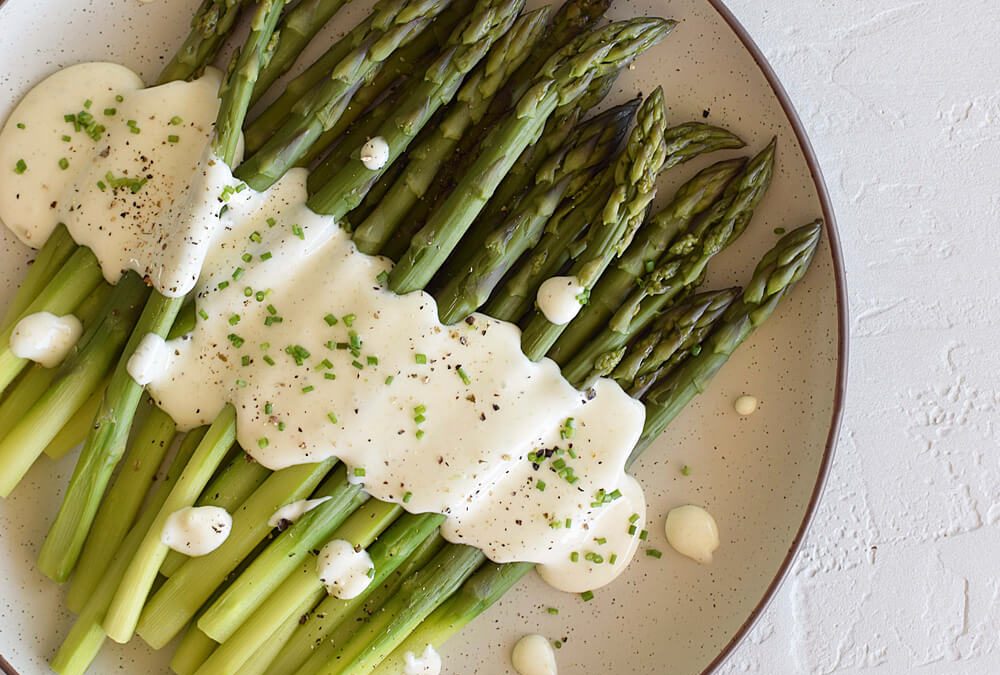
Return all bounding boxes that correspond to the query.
[159,0,255,83]
[305,0,526,220]
[250,0,353,103]
[38,0,291,583]
[631,221,823,461]
[561,139,778,385]
[436,101,635,324]
[351,7,551,254]
[609,287,740,393]
[548,153,746,364]
[0,225,77,331]
[235,0,453,191]
[388,17,677,293]
[134,459,342,648]
[50,427,208,675]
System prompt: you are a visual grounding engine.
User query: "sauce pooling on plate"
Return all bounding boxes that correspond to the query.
[0,63,650,593]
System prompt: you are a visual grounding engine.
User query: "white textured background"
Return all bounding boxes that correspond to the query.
[719,1,1000,673]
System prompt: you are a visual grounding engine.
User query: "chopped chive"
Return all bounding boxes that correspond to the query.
[384,375,394,385]
[456,366,471,385]
[244,287,253,298]
[594,537,607,545]
[58,157,69,170]
[342,314,356,327]
[402,491,413,503]
[628,525,637,536]
[366,355,378,366]
[257,437,269,449]
[266,304,277,315]
[116,94,125,103]
[327,412,338,424]
[570,551,579,563]
[414,353,427,364]
[264,402,273,415]
[536,480,546,492]
[255,290,267,302]
[351,360,364,370]
[629,513,640,524]
[198,309,209,321]
[266,217,276,227]
[413,414,426,424]
[376,270,389,285]
[169,115,182,125]
[302,385,315,394]
[167,134,180,143]
[284,345,311,365]
[232,267,244,280]
[639,529,648,541]
[264,316,283,326]
[353,467,366,477]
[83,99,92,109]
[324,313,337,326]
[103,107,116,116]
[291,224,304,240]
[227,334,245,348]
[235,378,248,388]
[547,607,559,615]
[263,354,276,366]
[14,159,27,174]
[415,429,425,440]
[241,355,251,367]
[680,465,691,476]
[61,135,71,142]
[580,591,594,602]
[413,405,427,415]
[241,253,253,263]
[646,548,663,559]
[324,372,336,380]
[609,553,618,565]
[217,280,230,290]
[560,417,576,439]
[249,231,262,243]
[318,358,333,370]
[260,251,272,261]
[564,518,571,528]
[15,122,25,129]
[228,314,241,325]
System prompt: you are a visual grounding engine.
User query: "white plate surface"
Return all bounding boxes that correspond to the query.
[0,0,846,673]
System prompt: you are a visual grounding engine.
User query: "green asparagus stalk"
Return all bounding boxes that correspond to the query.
[196,471,369,641]
[0,275,147,497]
[50,426,208,675]
[236,0,452,192]
[0,247,103,394]
[65,402,177,612]
[0,225,77,331]
[159,0,255,83]
[561,139,778,385]
[610,287,740,393]
[103,406,237,643]
[250,0,353,103]
[38,0,293,582]
[548,153,746,365]
[351,6,551,254]
[370,562,533,675]
[41,378,107,460]
[315,545,485,675]
[305,0,526,220]
[389,17,676,293]
[134,458,338,648]
[193,500,402,674]
[631,221,823,461]
[271,530,445,675]
[247,0,476,156]
[159,451,272,577]
[435,101,635,324]
[171,624,219,675]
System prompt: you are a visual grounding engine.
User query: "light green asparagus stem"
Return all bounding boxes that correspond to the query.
[351,7,550,254]
[388,17,676,293]
[0,247,103,394]
[562,139,778,385]
[617,288,740,397]
[65,402,177,612]
[103,406,237,643]
[305,0,525,220]
[315,544,485,675]
[233,593,319,675]
[171,625,219,675]
[250,0,353,104]
[194,500,401,674]
[631,221,823,461]
[0,276,146,498]
[135,458,337,648]
[548,151,747,365]
[0,225,77,331]
[435,101,635,324]
[160,451,272,577]
[159,0,255,83]
[197,469,367,641]
[42,377,107,460]
[274,529,445,675]
[50,427,207,675]
[236,0,452,191]
[370,561,533,675]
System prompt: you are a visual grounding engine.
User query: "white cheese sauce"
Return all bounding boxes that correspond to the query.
[161,505,232,556]
[9,312,82,367]
[403,644,442,675]
[266,496,332,528]
[511,634,557,675]
[0,63,649,593]
[535,276,584,325]
[359,136,390,170]
[734,394,758,415]
[316,539,374,599]
[127,332,172,385]
[664,504,719,564]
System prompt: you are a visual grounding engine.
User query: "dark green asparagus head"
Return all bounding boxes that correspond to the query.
[741,219,823,324]
[160,0,250,83]
[660,122,745,173]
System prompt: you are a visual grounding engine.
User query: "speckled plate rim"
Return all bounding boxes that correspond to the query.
[0,0,848,673]
[695,1,848,672]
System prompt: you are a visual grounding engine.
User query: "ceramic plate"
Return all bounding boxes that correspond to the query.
[0,0,846,673]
